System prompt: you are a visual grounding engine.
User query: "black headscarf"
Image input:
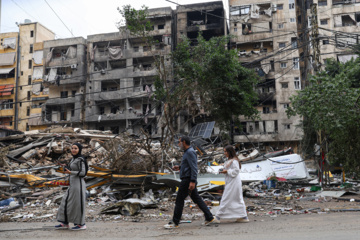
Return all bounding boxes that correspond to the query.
[71,142,83,159]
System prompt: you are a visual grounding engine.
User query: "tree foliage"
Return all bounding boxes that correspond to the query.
[155,34,259,131]
[287,57,360,175]
[117,5,153,37]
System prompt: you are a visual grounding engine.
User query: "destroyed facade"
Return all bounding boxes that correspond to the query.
[41,37,87,127]
[85,7,173,135]
[1,0,359,148]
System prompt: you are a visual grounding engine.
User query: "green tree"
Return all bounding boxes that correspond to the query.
[156,34,259,133]
[287,57,360,176]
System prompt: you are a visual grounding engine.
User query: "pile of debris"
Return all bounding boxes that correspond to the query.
[1,125,360,224]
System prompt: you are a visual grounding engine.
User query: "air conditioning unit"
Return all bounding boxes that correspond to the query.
[71,64,77,69]
[100,69,106,75]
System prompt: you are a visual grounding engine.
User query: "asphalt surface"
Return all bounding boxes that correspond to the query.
[1,212,359,240]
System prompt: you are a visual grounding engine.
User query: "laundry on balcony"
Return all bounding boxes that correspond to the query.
[3,37,16,49]
[32,50,43,64]
[0,52,16,66]
[108,46,123,60]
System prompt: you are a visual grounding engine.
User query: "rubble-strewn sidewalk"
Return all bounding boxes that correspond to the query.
[1,127,359,224]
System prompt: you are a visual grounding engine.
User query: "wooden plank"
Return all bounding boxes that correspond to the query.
[7,139,52,158]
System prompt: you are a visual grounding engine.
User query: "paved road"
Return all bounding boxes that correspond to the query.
[1,212,359,240]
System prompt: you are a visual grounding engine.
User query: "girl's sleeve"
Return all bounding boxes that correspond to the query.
[227,160,240,178]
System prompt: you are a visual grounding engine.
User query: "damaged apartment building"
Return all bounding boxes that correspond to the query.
[0,32,18,136]
[174,1,225,46]
[41,37,86,127]
[228,0,303,151]
[295,0,360,80]
[173,1,225,134]
[85,8,173,135]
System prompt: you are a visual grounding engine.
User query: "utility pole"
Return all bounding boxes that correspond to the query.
[14,31,21,131]
[311,3,324,187]
[311,3,320,72]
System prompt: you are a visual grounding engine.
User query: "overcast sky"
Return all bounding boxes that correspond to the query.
[1,0,219,39]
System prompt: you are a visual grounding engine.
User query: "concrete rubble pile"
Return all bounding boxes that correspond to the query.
[1,126,360,224]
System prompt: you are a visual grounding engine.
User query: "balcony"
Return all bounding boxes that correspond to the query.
[333,0,357,5]
[46,95,81,105]
[47,57,78,68]
[86,112,155,122]
[0,109,14,116]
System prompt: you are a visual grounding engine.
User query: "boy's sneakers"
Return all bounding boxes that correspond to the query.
[164,221,179,229]
[55,223,69,229]
[203,218,220,226]
[71,224,87,230]
[236,217,249,223]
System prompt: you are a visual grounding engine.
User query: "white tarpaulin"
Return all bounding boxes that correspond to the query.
[0,52,16,66]
[32,67,43,80]
[264,7,272,17]
[33,51,43,64]
[3,37,16,49]
[66,46,77,59]
[334,15,342,27]
[250,4,260,19]
[28,113,42,126]
[108,46,123,60]
[338,54,358,63]
[46,48,53,64]
[31,83,41,95]
[266,120,275,132]
[261,60,271,74]
[47,68,57,82]
[206,154,310,181]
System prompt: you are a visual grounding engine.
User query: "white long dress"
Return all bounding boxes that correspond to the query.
[215,159,247,219]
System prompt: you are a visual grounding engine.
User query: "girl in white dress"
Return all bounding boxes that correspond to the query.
[215,145,249,223]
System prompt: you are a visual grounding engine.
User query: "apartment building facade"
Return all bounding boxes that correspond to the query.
[296,0,360,82]
[228,0,303,151]
[0,32,18,136]
[16,22,55,131]
[85,7,173,135]
[41,37,86,127]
